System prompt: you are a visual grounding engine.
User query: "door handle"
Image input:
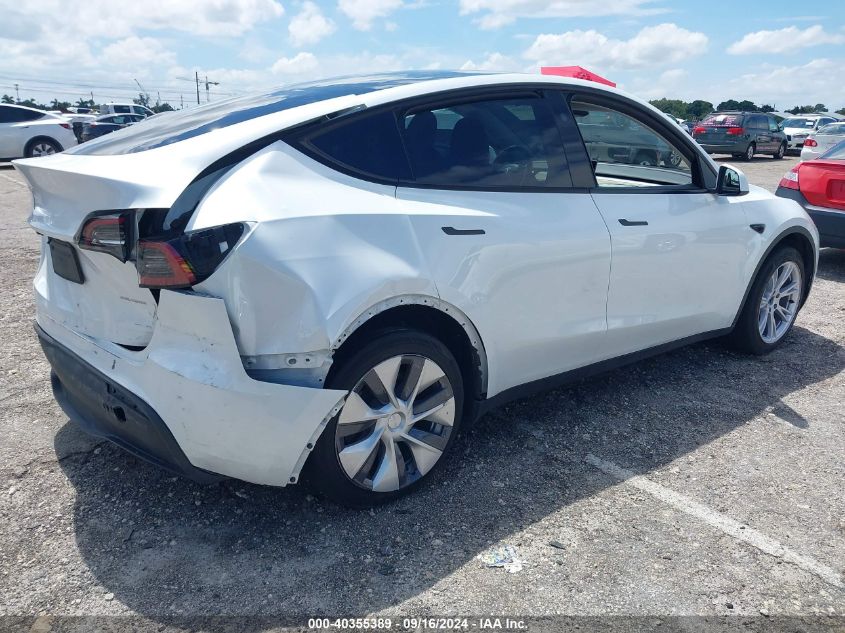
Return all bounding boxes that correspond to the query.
[442,226,485,236]
[618,219,648,226]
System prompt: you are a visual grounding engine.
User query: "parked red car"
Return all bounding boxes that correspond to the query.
[776,140,845,248]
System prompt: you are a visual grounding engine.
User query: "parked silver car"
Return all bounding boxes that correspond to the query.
[800,122,845,161]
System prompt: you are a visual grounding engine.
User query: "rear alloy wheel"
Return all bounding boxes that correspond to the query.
[25,139,61,158]
[773,142,786,159]
[729,246,804,354]
[305,330,464,506]
[744,143,756,161]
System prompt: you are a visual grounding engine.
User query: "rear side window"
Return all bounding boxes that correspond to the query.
[821,140,845,159]
[399,94,571,188]
[818,123,845,135]
[112,105,131,114]
[0,107,46,123]
[300,110,411,183]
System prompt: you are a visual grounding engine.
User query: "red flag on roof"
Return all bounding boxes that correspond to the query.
[540,66,616,87]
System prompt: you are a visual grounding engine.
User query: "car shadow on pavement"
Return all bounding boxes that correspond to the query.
[53,320,844,626]
[816,248,845,282]
[711,155,798,164]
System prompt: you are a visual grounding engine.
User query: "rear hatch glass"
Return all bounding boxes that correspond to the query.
[696,114,745,141]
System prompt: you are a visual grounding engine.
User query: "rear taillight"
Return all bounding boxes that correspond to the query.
[136,223,246,289]
[693,126,706,135]
[779,167,800,190]
[726,127,744,136]
[78,213,130,261]
[803,138,817,147]
[137,241,196,288]
[59,123,71,130]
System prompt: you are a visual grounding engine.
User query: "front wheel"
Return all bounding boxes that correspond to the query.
[729,246,804,355]
[304,330,464,506]
[773,142,786,159]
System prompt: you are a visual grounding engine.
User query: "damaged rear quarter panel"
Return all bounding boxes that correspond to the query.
[193,142,439,359]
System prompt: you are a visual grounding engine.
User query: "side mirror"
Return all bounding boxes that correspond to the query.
[716,164,749,196]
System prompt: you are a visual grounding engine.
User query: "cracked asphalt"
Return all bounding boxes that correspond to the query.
[0,156,843,632]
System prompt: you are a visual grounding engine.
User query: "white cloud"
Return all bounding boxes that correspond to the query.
[460,0,666,29]
[337,0,403,30]
[724,58,844,108]
[460,52,519,71]
[289,2,337,46]
[271,52,319,74]
[523,23,708,71]
[102,37,176,69]
[10,0,284,39]
[727,25,844,55]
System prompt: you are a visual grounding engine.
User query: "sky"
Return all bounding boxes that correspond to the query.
[0,0,843,111]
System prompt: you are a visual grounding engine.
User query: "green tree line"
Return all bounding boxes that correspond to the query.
[649,97,845,121]
[1,93,175,113]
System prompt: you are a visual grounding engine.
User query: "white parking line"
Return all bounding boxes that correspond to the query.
[585,453,843,589]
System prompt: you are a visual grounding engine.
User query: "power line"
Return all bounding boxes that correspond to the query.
[0,72,241,98]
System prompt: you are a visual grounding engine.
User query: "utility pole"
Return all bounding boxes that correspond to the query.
[203,75,220,103]
[195,71,200,105]
[14,83,19,102]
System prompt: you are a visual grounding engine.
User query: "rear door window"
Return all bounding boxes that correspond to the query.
[399,94,571,188]
[298,109,411,183]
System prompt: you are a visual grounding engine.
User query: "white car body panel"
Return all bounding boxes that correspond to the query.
[14,72,820,487]
[589,190,752,355]
[397,186,611,395]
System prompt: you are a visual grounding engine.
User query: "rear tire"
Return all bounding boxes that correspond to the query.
[304,329,465,507]
[728,246,804,355]
[743,143,756,161]
[633,150,657,166]
[773,142,786,159]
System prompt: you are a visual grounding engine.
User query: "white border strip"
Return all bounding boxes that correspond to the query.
[585,453,843,589]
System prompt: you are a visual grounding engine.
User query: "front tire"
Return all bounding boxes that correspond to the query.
[304,330,464,506]
[773,142,786,159]
[729,246,804,355]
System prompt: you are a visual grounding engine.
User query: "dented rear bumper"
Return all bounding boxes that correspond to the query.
[35,290,347,486]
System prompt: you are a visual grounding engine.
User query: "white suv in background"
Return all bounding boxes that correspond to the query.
[0,104,78,159]
[99,103,155,117]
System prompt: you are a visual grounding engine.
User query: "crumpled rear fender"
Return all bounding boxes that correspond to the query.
[37,289,347,486]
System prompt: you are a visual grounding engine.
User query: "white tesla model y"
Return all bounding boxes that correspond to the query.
[15,72,818,505]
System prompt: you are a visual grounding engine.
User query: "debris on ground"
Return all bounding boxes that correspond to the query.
[478,544,523,573]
